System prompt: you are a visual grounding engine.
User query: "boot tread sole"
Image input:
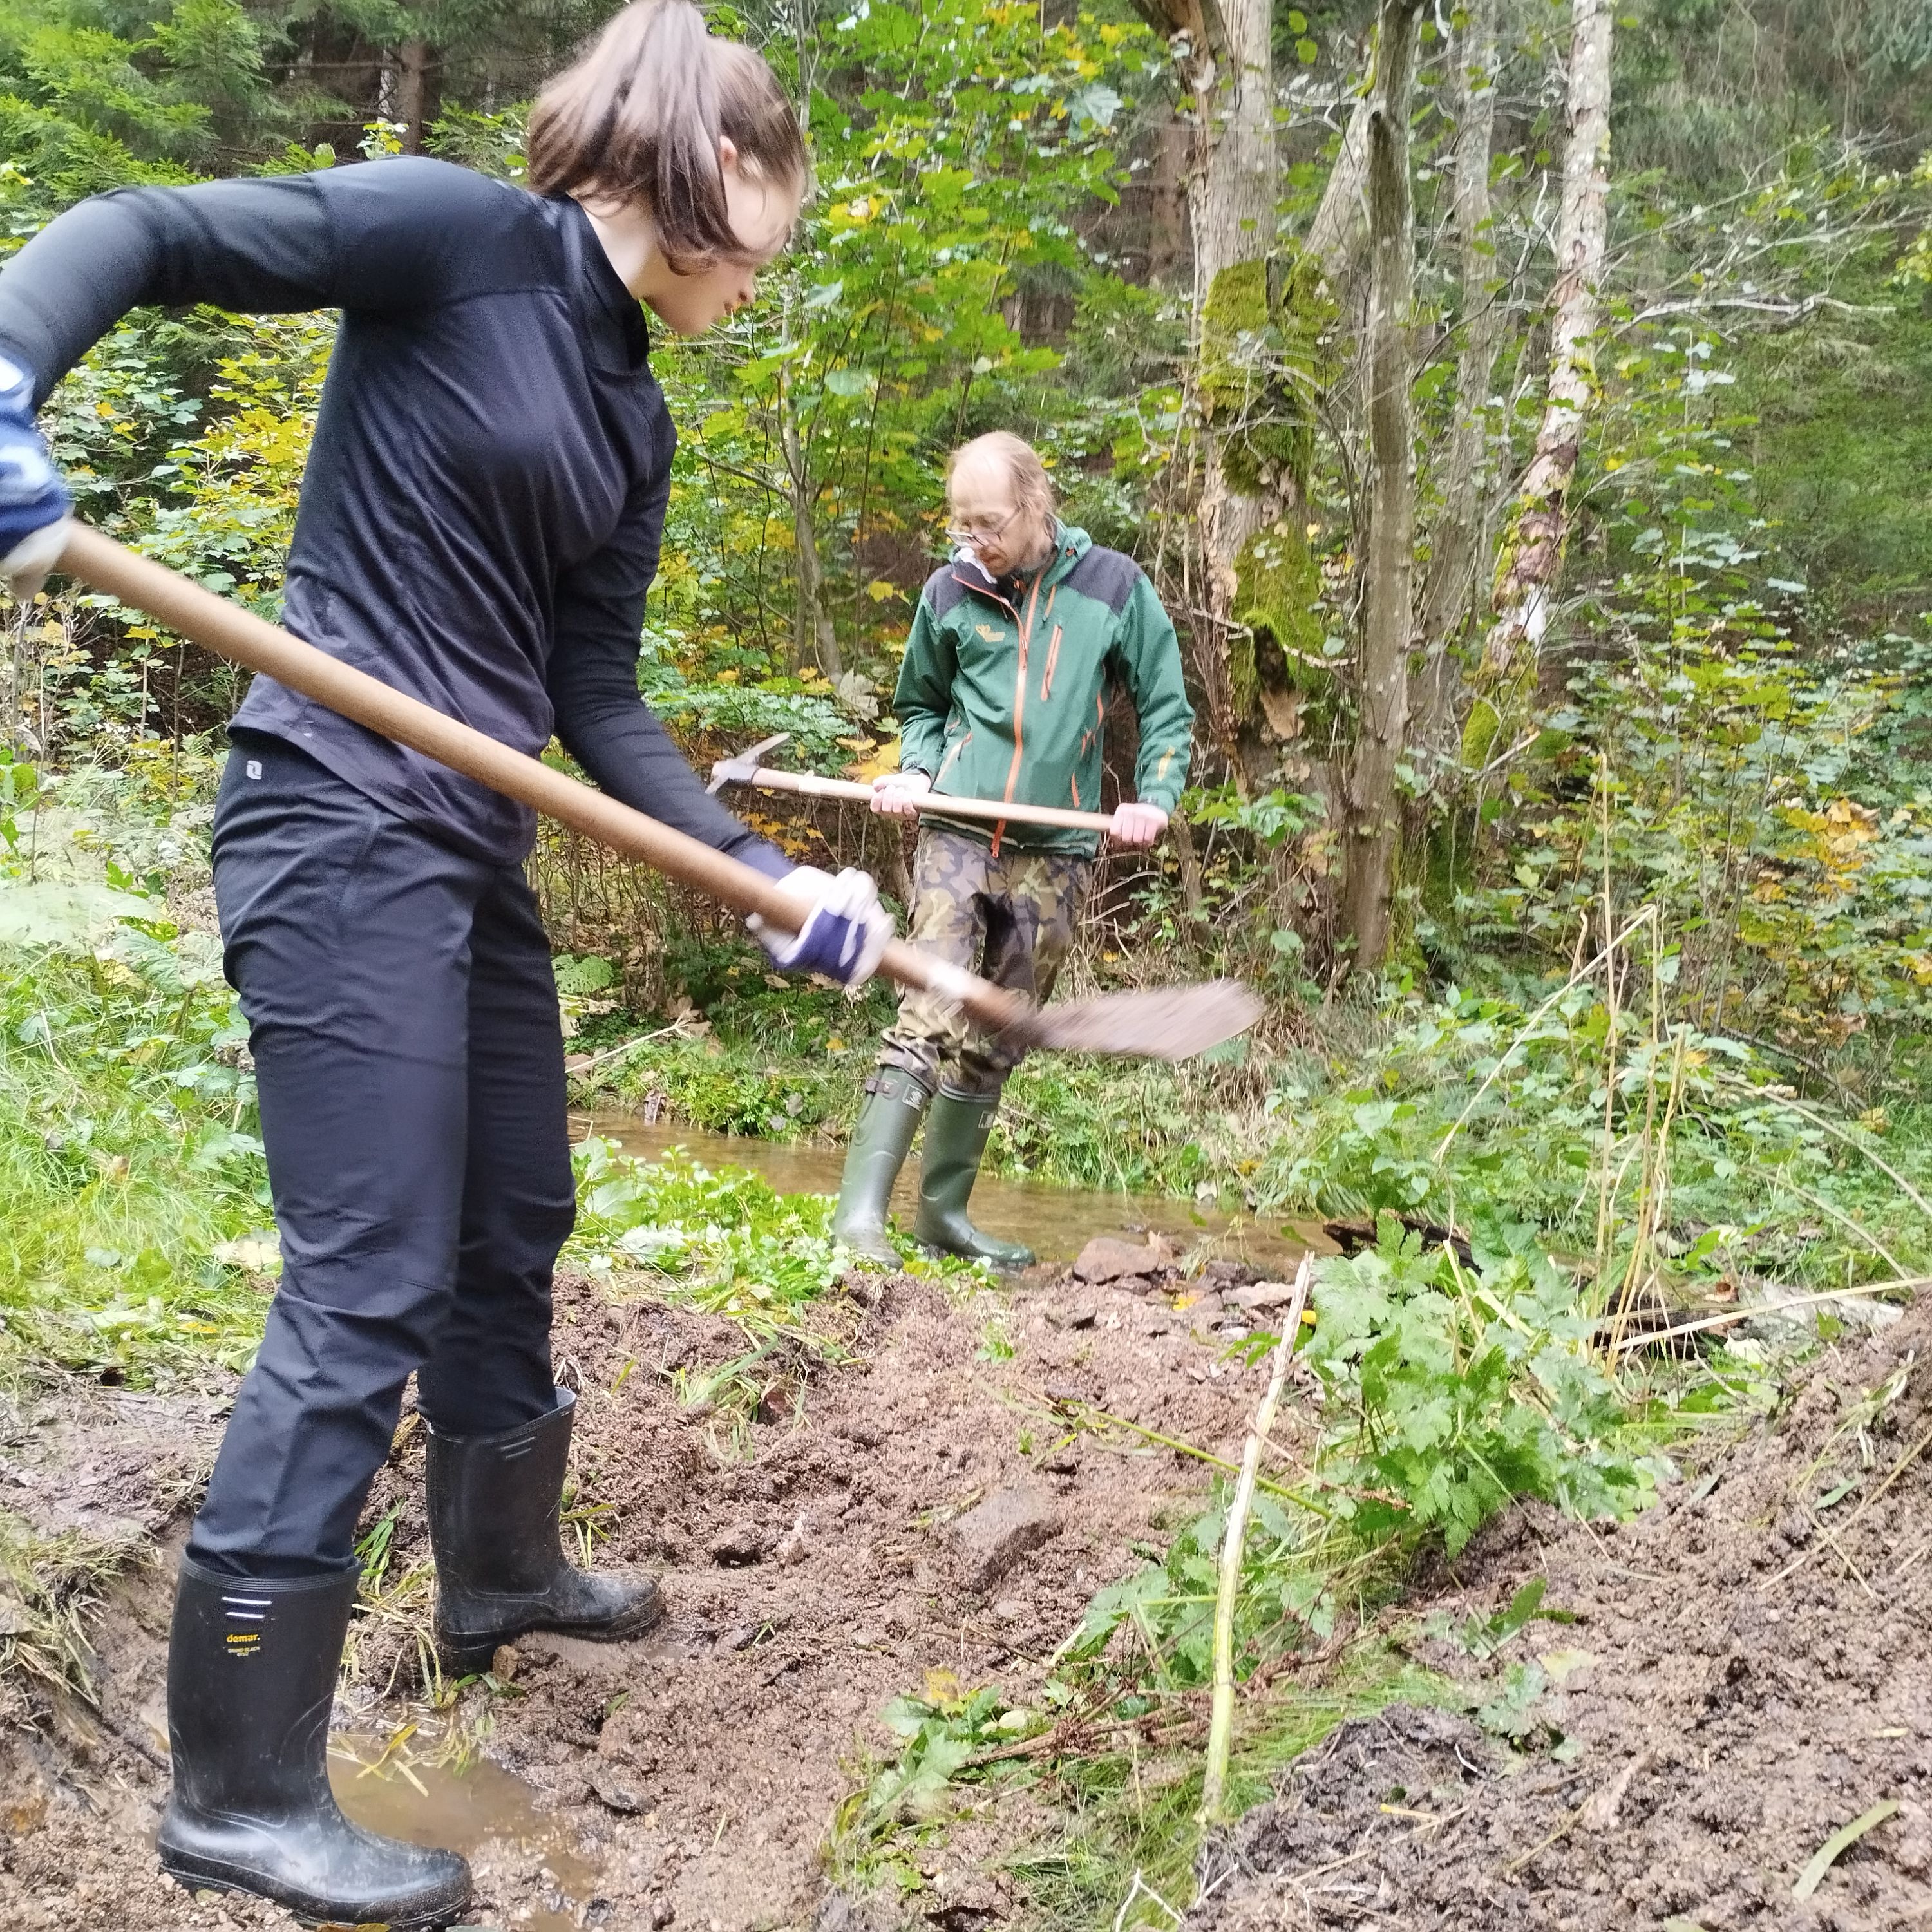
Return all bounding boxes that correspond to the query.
[160,1853,469,1929]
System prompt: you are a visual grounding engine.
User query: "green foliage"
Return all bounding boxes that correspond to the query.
[1303,1224,1659,1555]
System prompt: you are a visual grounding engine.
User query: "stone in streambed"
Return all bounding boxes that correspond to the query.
[1070,1236,1163,1287]
[947,1486,1061,1593]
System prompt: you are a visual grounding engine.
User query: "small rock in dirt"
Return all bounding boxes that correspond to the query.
[490,1643,520,1682]
[992,1598,1027,1621]
[1197,1258,1261,1291]
[1224,1280,1302,1312]
[1043,1303,1097,1331]
[1070,1236,1166,1285]
[589,1765,648,1814]
[947,1485,1061,1593]
[775,1518,810,1566]
[814,1891,892,1932]
[757,1385,793,1424]
[710,1521,767,1566]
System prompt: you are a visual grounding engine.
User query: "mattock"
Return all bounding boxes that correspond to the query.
[53,523,1258,1061]
[706,732,1124,837]
[705,731,792,796]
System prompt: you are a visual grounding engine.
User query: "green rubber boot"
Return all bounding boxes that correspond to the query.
[831,1068,928,1267]
[913,1086,1034,1269]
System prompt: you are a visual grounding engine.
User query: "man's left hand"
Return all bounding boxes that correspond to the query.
[1108,802,1168,849]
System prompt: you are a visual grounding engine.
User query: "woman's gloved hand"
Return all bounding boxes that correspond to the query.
[749,865,893,987]
[0,357,70,601]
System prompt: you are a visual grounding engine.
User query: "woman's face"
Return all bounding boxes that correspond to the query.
[645,156,800,337]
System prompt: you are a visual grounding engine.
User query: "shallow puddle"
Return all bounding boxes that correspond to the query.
[330,1733,599,1931]
[571,1110,1326,1270]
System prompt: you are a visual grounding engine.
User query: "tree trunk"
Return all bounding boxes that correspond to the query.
[1304,95,1376,291]
[1148,114,1191,289]
[1339,0,1424,972]
[397,39,431,153]
[1186,0,1278,768]
[1483,0,1614,687]
[779,377,842,684]
[1130,0,1278,770]
[1414,0,1502,755]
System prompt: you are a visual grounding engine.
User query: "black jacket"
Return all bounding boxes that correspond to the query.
[0,156,786,873]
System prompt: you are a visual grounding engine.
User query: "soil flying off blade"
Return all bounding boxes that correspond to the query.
[998,980,1264,1061]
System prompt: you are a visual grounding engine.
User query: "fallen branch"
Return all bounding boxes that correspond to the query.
[1610,1277,1927,1355]
[1201,1256,1314,1824]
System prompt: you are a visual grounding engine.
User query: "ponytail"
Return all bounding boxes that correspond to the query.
[526,0,806,272]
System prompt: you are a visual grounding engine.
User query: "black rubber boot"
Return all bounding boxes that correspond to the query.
[831,1067,929,1266]
[426,1388,663,1675]
[157,1555,473,1929]
[913,1084,1034,1269]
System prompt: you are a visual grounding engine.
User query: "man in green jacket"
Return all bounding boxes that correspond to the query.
[833,431,1194,1268]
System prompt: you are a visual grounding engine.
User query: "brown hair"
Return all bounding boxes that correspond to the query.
[948,431,1057,525]
[526,0,807,271]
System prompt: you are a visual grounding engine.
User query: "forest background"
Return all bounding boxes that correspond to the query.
[1,0,1928,1256]
[1,0,1931,1914]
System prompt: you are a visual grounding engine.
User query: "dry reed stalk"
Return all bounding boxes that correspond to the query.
[1200,1255,1315,1824]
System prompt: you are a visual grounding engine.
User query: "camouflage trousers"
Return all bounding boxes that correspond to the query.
[877,826,1093,1098]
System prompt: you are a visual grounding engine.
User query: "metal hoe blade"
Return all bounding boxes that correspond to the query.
[998,980,1265,1061]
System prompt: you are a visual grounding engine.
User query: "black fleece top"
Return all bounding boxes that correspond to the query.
[0,156,788,873]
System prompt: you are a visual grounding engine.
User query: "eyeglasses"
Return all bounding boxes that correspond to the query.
[945,505,1023,548]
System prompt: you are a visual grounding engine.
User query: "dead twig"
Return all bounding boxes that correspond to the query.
[1201,1259,1314,1824]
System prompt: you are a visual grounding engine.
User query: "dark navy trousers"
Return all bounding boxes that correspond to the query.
[189,732,572,1578]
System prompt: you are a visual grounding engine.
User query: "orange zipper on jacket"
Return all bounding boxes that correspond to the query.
[992,571,1045,857]
[1041,620,1063,703]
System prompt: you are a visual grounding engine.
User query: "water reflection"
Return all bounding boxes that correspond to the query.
[571,1111,1326,1271]
[330,1734,598,1932]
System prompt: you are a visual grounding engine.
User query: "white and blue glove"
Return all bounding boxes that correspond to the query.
[749,865,893,987]
[0,356,69,600]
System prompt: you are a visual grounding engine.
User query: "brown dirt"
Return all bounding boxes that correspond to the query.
[1189,1295,1932,1932]
[0,1260,1293,1931]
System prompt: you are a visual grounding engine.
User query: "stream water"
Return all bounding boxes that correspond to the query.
[572,1109,1327,1271]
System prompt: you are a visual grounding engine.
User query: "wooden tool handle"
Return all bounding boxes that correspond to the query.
[55,524,1021,1030]
[723,763,1121,835]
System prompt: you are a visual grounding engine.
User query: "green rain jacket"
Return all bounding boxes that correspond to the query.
[893,524,1194,857]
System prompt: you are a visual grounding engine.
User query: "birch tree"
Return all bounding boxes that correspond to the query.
[1338,0,1425,970]
[1482,0,1614,689]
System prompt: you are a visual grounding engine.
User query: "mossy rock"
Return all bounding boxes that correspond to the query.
[1200,247,1334,500]
[1231,520,1328,714]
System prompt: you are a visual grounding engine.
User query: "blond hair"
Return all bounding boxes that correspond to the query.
[947,431,1056,526]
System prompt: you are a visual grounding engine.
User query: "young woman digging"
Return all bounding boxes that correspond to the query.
[833,432,1194,1269]
[0,5,890,1924]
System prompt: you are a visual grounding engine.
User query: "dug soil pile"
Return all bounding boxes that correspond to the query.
[1,1249,1300,1931]
[1190,1294,1932,1932]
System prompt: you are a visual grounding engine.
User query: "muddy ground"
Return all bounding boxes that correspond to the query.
[0,1251,1296,1931]
[1189,1297,1932,1932]
[14,1263,1932,1932]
